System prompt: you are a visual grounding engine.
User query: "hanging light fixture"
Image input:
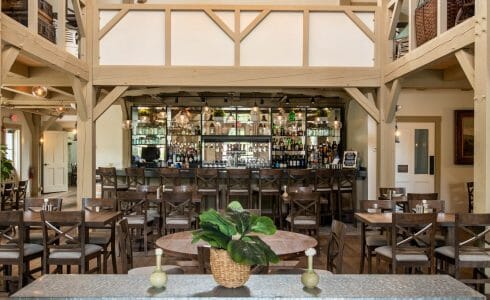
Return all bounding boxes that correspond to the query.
[311,97,316,105]
[252,101,259,112]
[226,110,235,123]
[260,98,264,105]
[203,101,210,113]
[32,86,48,98]
[333,111,343,129]
[122,120,132,130]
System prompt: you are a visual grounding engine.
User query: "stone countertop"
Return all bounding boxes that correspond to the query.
[12,274,484,299]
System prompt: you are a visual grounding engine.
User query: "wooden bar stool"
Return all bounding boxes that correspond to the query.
[125,167,146,190]
[225,169,252,209]
[98,167,128,199]
[196,168,220,210]
[157,168,180,191]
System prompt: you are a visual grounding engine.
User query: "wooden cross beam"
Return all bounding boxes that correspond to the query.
[1,46,21,81]
[93,86,129,121]
[344,87,380,123]
[455,49,475,89]
[72,77,88,121]
[385,79,402,123]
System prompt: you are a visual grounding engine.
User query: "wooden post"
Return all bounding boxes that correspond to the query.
[24,113,42,197]
[473,0,489,213]
[377,0,397,191]
[76,0,96,208]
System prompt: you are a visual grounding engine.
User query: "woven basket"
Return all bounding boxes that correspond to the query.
[210,248,250,288]
[415,0,437,46]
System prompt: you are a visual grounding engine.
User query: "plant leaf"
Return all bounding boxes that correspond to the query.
[226,201,244,212]
[198,209,237,237]
[249,236,280,264]
[251,216,276,235]
[225,210,250,235]
[191,228,230,249]
[228,239,267,266]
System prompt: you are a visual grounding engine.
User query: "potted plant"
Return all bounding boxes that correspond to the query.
[192,201,279,288]
[213,109,225,123]
[1,145,14,181]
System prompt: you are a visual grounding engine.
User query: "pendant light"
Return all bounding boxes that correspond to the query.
[32,86,48,98]
[333,111,342,129]
[226,110,235,123]
[395,122,401,143]
[252,101,259,112]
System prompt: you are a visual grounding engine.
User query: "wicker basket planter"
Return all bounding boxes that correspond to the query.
[210,248,250,288]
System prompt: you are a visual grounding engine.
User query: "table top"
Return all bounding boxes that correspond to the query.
[156,230,317,259]
[355,212,455,227]
[23,210,121,227]
[12,274,484,299]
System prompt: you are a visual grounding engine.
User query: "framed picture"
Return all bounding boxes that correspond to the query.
[342,151,358,168]
[455,110,474,165]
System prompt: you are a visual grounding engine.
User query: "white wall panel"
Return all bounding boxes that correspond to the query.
[309,12,374,67]
[240,12,302,66]
[240,11,260,32]
[100,11,165,65]
[96,106,124,169]
[215,11,235,32]
[355,12,375,31]
[99,10,118,29]
[171,11,234,66]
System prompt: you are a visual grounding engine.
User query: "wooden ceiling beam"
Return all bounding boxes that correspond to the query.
[204,9,235,41]
[47,86,75,98]
[98,9,129,40]
[72,77,87,121]
[1,46,20,81]
[384,17,475,83]
[93,85,129,121]
[1,16,89,79]
[385,79,402,123]
[345,10,375,42]
[41,115,61,132]
[9,61,29,78]
[3,67,74,86]
[454,49,475,89]
[1,99,74,106]
[344,87,380,123]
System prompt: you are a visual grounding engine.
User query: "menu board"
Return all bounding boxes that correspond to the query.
[342,151,357,168]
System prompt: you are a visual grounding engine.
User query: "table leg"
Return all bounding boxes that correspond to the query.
[111,220,117,274]
[359,222,366,274]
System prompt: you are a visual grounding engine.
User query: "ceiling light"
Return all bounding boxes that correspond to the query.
[395,123,401,143]
[203,102,210,113]
[226,111,235,123]
[32,86,48,98]
[57,106,64,112]
[252,101,259,112]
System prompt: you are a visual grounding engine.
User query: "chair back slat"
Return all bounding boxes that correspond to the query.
[98,167,119,188]
[315,168,336,191]
[117,218,133,274]
[125,167,146,189]
[0,211,23,252]
[157,168,180,187]
[259,169,282,191]
[41,211,86,257]
[327,219,346,274]
[117,191,148,217]
[456,213,490,251]
[288,191,320,221]
[287,169,312,188]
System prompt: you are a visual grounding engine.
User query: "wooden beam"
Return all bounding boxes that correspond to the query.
[1,17,89,80]
[2,99,74,106]
[23,112,35,135]
[56,0,67,48]
[344,87,380,123]
[41,116,59,132]
[384,17,476,83]
[165,9,171,66]
[404,69,471,89]
[1,86,47,101]
[94,66,381,87]
[204,9,235,41]
[47,86,75,98]
[4,67,74,86]
[71,0,86,37]
[443,64,467,81]
[72,77,87,121]
[345,10,375,42]
[234,9,240,66]
[93,86,129,121]
[9,62,29,78]
[454,49,475,89]
[385,79,402,123]
[240,9,271,42]
[28,0,38,33]
[1,46,20,81]
[98,9,129,40]
[303,10,309,67]
[387,0,403,40]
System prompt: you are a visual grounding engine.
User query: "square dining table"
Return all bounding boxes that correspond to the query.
[354,212,455,274]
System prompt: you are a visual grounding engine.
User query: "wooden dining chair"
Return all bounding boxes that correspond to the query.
[326,219,347,274]
[359,200,393,274]
[162,187,196,235]
[15,180,28,210]
[286,169,312,188]
[315,168,336,225]
[1,182,15,211]
[285,191,321,240]
[0,211,43,294]
[98,167,128,199]
[336,168,357,223]
[435,213,490,294]
[24,198,63,244]
[225,169,252,209]
[41,210,102,274]
[157,168,180,191]
[407,193,439,200]
[117,191,154,256]
[375,212,437,274]
[82,197,117,274]
[117,218,183,275]
[179,168,196,186]
[136,185,163,235]
[196,168,220,210]
[125,167,146,190]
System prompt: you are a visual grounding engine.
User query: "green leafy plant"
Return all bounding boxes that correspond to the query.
[0,145,14,181]
[213,109,225,118]
[192,201,279,266]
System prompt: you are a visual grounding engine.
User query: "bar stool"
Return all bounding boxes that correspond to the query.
[315,168,336,224]
[196,168,220,210]
[258,169,283,226]
[336,168,357,223]
[15,180,28,210]
[157,168,180,191]
[179,168,196,186]
[125,167,146,190]
[98,167,128,199]
[286,169,313,189]
[225,169,252,209]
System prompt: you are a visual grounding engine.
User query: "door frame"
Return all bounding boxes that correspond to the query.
[396,116,441,195]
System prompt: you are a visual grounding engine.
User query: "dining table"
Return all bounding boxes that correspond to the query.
[355,212,455,274]
[156,230,317,259]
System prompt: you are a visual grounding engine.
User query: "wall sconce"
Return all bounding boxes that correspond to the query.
[39,137,44,144]
[395,123,401,143]
[122,120,132,130]
[32,86,48,98]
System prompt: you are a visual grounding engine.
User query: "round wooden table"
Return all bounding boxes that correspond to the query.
[156,230,317,259]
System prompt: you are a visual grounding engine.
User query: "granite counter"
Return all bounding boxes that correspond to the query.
[12,274,484,299]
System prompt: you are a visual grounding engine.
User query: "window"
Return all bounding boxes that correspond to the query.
[3,127,21,176]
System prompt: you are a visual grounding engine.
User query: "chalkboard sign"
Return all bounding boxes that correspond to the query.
[342,151,358,168]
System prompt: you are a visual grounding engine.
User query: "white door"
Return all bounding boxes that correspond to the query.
[43,131,68,193]
[395,122,435,193]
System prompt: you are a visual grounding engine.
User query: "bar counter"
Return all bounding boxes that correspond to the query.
[13,274,483,299]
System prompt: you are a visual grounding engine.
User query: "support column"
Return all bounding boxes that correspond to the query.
[25,114,42,196]
[473,0,489,212]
